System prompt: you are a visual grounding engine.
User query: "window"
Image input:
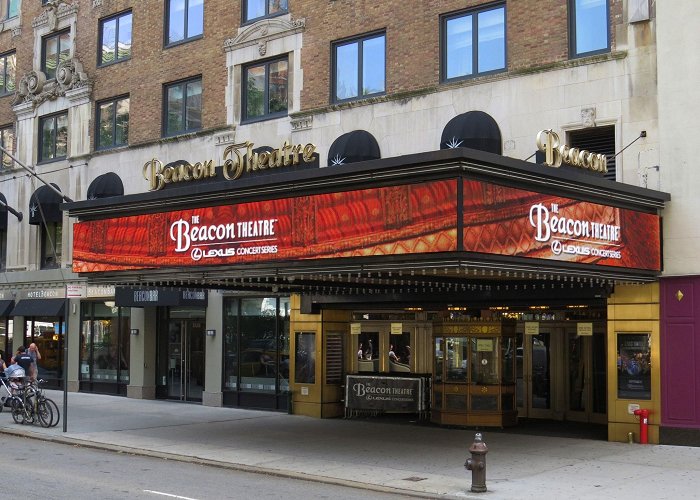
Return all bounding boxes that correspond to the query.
[570,0,609,57]
[99,11,132,66]
[6,0,19,19]
[41,221,62,269]
[0,125,13,169]
[165,0,203,46]
[39,112,68,162]
[332,32,385,103]
[0,227,5,271]
[80,302,131,393]
[243,58,288,122]
[42,30,71,80]
[163,77,202,136]
[569,125,615,180]
[96,96,129,149]
[243,0,288,23]
[441,4,505,81]
[0,51,16,96]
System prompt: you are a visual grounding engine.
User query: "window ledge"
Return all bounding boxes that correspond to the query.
[291,50,628,120]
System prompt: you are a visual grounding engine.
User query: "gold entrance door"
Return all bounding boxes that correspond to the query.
[516,328,564,419]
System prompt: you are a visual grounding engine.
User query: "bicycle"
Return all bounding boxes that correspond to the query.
[10,379,54,428]
[31,379,60,428]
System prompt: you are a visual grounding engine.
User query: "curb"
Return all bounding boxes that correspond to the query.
[0,427,474,499]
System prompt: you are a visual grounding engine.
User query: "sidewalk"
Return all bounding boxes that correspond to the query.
[2,391,699,499]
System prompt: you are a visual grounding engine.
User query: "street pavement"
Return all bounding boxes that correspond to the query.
[1,390,699,499]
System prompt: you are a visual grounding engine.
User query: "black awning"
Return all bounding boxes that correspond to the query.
[29,184,63,225]
[327,130,381,166]
[0,300,14,317]
[87,172,124,200]
[10,298,65,317]
[440,110,502,154]
[0,193,8,230]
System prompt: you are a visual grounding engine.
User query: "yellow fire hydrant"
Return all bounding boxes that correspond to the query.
[464,432,488,493]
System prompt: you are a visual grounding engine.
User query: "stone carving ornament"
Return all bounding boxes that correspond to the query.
[13,57,90,107]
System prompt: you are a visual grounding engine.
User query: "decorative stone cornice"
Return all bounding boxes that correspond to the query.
[224,17,305,53]
[291,115,313,131]
[33,1,79,31]
[11,26,21,38]
[12,57,91,109]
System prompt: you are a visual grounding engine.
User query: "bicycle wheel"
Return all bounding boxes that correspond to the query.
[44,398,60,427]
[36,399,53,428]
[11,399,25,425]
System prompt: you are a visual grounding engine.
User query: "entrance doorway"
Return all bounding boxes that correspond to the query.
[516,322,606,423]
[161,309,205,402]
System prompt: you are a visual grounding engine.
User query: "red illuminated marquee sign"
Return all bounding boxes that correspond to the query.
[72,179,661,273]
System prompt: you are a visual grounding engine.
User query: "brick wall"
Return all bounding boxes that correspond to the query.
[0,0,626,146]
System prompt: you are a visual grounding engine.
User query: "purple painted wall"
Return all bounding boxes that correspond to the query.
[661,277,700,429]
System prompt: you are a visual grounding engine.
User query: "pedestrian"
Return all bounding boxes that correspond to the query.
[13,346,33,377]
[28,343,42,381]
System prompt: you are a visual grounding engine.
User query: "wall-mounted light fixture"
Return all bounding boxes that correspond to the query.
[130,329,139,336]
[206,329,216,337]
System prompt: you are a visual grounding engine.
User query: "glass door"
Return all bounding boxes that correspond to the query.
[167,317,205,402]
[517,330,558,419]
[566,331,607,423]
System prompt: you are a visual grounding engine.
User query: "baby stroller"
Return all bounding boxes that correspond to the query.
[1,366,26,411]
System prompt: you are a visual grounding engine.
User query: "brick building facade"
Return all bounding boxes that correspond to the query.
[2,1,694,445]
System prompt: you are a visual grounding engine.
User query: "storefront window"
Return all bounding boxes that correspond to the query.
[25,317,64,386]
[80,302,130,393]
[223,296,290,394]
[0,317,11,361]
[295,331,315,384]
[471,338,499,384]
[446,337,469,382]
[617,333,651,400]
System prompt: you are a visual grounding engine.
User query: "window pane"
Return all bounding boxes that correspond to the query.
[187,0,204,38]
[55,222,63,263]
[6,54,15,92]
[59,33,71,66]
[335,42,358,100]
[41,118,55,160]
[185,80,202,130]
[246,65,266,118]
[167,84,184,133]
[1,128,13,168]
[446,15,472,79]
[575,0,608,54]
[269,0,288,16]
[98,101,115,148]
[8,0,19,18]
[168,0,186,43]
[44,36,58,79]
[477,8,505,73]
[268,60,288,114]
[55,113,68,158]
[0,57,5,93]
[118,14,133,60]
[246,0,265,21]
[101,18,117,64]
[362,36,385,96]
[115,98,130,145]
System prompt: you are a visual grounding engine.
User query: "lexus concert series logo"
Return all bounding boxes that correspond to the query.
[529,202,623,260]
[551,239,562,255]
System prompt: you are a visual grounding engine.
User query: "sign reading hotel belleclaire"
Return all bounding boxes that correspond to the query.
[143,140,317,191]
